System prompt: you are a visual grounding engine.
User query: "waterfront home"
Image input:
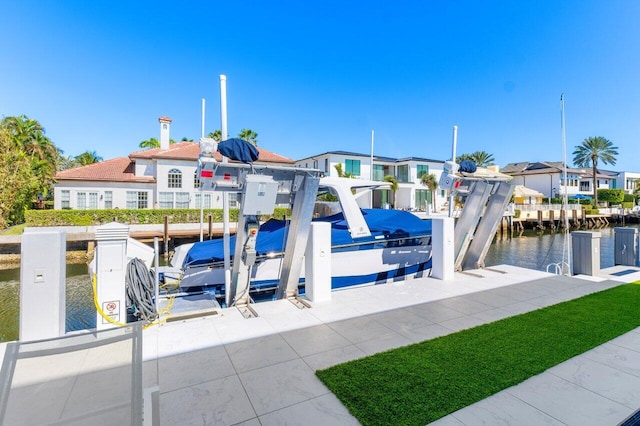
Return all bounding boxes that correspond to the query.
[295,151,446,211]
[53,117,294,210]
[501,161,619,199]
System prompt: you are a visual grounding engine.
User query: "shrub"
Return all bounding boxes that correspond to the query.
[597,188,624,204]
[24,207,292,227]
[514,209,521,218]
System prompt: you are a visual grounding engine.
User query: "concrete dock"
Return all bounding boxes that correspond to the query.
[2,264,640,425]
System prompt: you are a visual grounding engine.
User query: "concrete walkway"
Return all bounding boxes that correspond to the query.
[139,264,640,425]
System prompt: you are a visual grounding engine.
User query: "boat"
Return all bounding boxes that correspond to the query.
[158,177,432,300]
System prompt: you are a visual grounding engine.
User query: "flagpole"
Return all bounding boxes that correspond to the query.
[200,98,205,242]
[220,75,231,304]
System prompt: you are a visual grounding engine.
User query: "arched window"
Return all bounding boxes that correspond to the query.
[168,168,182,188]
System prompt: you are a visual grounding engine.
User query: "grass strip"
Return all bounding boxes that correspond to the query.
[316,283,640,425]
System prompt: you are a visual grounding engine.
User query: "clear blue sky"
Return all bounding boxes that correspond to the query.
[2,1,639,171]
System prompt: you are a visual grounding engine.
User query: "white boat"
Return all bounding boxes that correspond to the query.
[159,177,432,299]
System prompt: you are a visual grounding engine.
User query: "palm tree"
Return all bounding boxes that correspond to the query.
[420,173,438,210]
[334,163,354,178]
[456,151,495,167]
[572,136,618,206]
[383,175,399,208]
[238,128,258,146]
[208,130,222,142]
[75,150,103,166]
[139,137,160,149]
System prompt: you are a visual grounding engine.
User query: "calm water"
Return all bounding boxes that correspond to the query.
[1,224,639,342]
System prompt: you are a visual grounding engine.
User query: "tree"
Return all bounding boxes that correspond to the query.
[139,137,176,148]
[0,127,40,228]
[334,163,354,178]
[238,128,258,146]
[456,151,495,167]
[181,137,194,142]
[208,130,222,142]
[57,154,79,171]
[572,136,618,206]
[634,179,640,196]
[0,115,59,199]
[383,175,399,208]
[420,173,438,210]
[75,150,103,166]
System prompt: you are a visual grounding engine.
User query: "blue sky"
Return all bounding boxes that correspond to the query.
[2,1,639,171]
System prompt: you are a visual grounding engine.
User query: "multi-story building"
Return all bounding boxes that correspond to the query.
[501,161,619,199]
[295,151,446,211]
[53,117,294,210]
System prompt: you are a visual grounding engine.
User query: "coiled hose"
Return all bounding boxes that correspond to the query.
[125,258,158,323]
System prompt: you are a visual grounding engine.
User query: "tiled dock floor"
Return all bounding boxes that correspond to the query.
[141,265,640,425]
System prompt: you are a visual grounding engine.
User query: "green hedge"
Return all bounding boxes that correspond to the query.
[584,208,600,215]
[25,208,292,227]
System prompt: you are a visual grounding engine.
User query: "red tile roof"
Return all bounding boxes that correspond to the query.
[129,142,295,164]
[158,116,172,123]
[55,157,155,183]
[56,143,294,183]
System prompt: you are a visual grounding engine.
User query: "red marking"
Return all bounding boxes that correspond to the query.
[223,173,231,180]
[200,170,213,178]
[106,302,117,312]
[454,180,461,189]
[250,229,257,235]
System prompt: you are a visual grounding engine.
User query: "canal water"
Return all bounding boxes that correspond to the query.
[1,224,639,343]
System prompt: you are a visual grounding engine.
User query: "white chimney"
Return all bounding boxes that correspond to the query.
[159,116,172,149]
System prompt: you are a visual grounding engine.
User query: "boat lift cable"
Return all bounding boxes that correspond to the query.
[125,258,158,323]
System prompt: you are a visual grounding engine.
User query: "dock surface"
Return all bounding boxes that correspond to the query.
[2,265,639,425]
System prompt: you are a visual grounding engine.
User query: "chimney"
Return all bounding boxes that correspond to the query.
[159,116,172,149]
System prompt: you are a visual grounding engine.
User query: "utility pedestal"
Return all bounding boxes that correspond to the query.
[305,222,332,302]
[614,227,638,267]
[20,229,66,341]
[432,217,455,280]
[95,222,129,330]
[572,231,601,276]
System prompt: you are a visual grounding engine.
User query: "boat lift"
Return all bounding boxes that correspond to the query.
[198,159,321,316]
[439,161,515,273]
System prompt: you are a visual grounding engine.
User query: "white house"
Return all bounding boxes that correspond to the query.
[295,151,446,211]
[616,171,640,195]
[501,161,618,199]
[53,117,295,210]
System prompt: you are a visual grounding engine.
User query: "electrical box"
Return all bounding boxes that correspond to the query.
[572,231,600,276]
[614,227,638,266]
[20,229,66,340]
[242,174,279,215]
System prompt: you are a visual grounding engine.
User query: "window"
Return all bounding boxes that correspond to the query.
[158,192,174,209]
[345,159,361,176]
[580,181,590,191]
[168,168,182,188]
[195,193,211,208]
[77,192,86,210]
[175,192,190,209]
[194,171,200,189]
[313,159,318,169]
[324,158,329,173]
[88,192,98,209]
[397,165,409,183]
[61,190,70,209]
[104,191,112,209]
[126,191,148,209]
[415,189,430,210]
[417,164,429,179]
[372,165,384,181]
[228,192,239,208]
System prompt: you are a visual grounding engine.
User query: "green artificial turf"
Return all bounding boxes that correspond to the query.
[316,283,640,426]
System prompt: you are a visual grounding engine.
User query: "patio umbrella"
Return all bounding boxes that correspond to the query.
[570,194,592,200]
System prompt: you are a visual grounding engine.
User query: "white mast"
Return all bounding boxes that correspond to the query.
[220,75,231,302]
[448,125,458,218]
[561,93,571,274]
[200,98,206,242]
[370,130,374,208]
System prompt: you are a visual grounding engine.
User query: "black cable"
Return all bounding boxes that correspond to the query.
[125,258,158,323]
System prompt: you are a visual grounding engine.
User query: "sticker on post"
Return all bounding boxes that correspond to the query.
[102,300,120,324]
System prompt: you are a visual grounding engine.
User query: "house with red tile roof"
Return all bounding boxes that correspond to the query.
[53,117,294,210]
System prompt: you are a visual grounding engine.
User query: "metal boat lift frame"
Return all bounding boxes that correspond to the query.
[201,162,321,315]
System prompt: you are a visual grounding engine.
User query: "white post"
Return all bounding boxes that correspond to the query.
[449,125,458,218]
[220,74,232,305]
[431,217,455,280]
[305,222,332,302]
[200,98,206,242]
[95,222,129,330]
[20,229,66,340]
[370,130,375,208]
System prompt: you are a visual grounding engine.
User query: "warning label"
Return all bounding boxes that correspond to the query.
[102,300,120,324]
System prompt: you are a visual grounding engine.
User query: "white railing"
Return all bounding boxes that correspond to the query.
[515,204,581,212]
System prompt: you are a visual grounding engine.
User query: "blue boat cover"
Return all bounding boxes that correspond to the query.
[217,138,259,163]
[459,160,477,173]
[182,209,432,267]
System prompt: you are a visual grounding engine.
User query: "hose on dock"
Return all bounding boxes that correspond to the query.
[125,258,158,323]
